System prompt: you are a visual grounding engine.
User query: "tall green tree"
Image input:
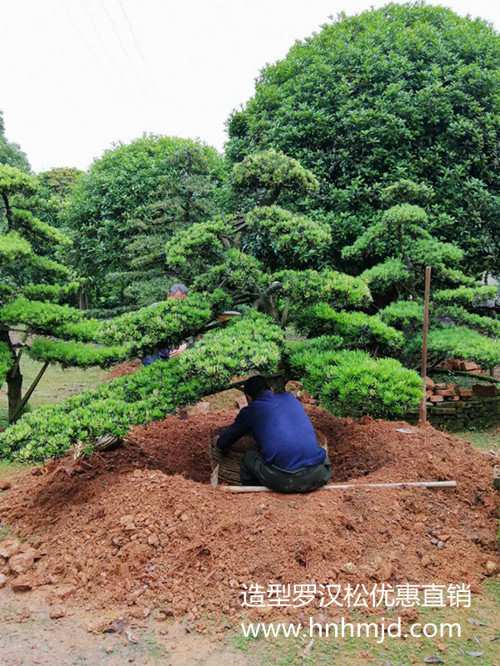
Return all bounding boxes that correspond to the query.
[226,4,500,275]
[65,136,226,308]
[0,112,30,171]
[34,167,83,227]
[0,164,73,421]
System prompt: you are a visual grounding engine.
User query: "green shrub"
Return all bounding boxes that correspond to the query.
[316,351,423,419]
[0,312,283,461]
[275,269,372,312]
[285,336,344,383]
[434,286,497,308]
[379,301,424,332]
[0,341,12,386]
[243,205,331,270]
[231,149,319,207]
[22,282,80,303]
[360,258,411,298]
[436,305,500,337]
[294,303,403,354]
[420,326,500,369]
[0,297,82,331]
[97,292,212,354]
[29,338,129,368]
[164,217,230,281]
[288,345,422,419]
[193,249,268,303]
[0,231,33,264]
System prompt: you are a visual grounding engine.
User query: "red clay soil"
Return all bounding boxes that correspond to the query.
[0,408,498,622]
[106,359,141,379]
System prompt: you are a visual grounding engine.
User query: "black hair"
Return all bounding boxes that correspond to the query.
[243,375,269,400]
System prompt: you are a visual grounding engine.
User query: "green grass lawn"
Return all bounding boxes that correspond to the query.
[0,354,106,428]
[454,426,499,452]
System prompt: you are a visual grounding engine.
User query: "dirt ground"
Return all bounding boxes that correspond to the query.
[0,400,498,665]
[0,586,256,666]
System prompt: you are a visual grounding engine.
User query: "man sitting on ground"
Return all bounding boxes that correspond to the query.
[217,376,331,493]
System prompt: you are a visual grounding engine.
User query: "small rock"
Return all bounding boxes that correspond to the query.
[129,606,150,620]
[49,605,66,619]
[341,562,357,574]
[0,573,7,588]
[0,481,11,491]
[485,560,497,575]
[11,575,33,592]
[31,467,42,476]
[147,534,159,547]
[9,550,35,575]
[0,539,21,559]
[180,513,189,522]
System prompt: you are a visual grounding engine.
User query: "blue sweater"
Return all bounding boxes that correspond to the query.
[217,390,326,471]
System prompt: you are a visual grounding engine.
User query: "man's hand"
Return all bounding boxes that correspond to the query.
[215,434,228,456]
[170,342,188,358]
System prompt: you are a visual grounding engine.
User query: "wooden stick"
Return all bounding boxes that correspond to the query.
[419,266,432,425]
[221,480,457,493]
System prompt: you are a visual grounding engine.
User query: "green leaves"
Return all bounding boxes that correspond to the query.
[0,164,37,198]
[288,343,422,419]
[434,286,497,308]
[379,301,424,332]
[0,231,32,265]
[231,149,319,208]
[275,269,372,312]
[294,303,404,355]
[98,292,213,354]
[165,217,230,282]
[418,326,500,369]
[226,4,500,273]
[0,298,82,331]
[28,338,129,368]
[0,341,12,387]
[0,311,284,461]
[244,206,331,270]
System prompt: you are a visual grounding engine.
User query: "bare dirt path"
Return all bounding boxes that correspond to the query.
[0,587,255,666]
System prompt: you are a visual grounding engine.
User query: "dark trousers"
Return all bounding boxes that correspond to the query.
[240,450,331,493]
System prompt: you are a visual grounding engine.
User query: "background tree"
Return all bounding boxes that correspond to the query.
[0,164,73,421]
[226,4,500,276]
[34,167,83,227]
[344,180,474,306]
[0,111,30,171]
[65,135,226,309]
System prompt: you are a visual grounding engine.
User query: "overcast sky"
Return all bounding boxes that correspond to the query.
[1,0,498,172]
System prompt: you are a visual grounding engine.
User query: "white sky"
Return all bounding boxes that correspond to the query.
[1,0,498,172]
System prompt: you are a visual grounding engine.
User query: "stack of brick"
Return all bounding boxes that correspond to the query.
[437,358,484,375]
[425,376,476,404]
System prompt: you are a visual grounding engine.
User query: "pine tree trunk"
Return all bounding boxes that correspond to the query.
[0,329,23,423]
[2,193,13,230]
[7,363,23,423]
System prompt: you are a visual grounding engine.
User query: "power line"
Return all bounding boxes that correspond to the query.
[100,0,153,101]
[61,1,123,99]
[115,0,148,67]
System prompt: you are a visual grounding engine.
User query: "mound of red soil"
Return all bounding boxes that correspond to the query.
[0,408,497,621]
